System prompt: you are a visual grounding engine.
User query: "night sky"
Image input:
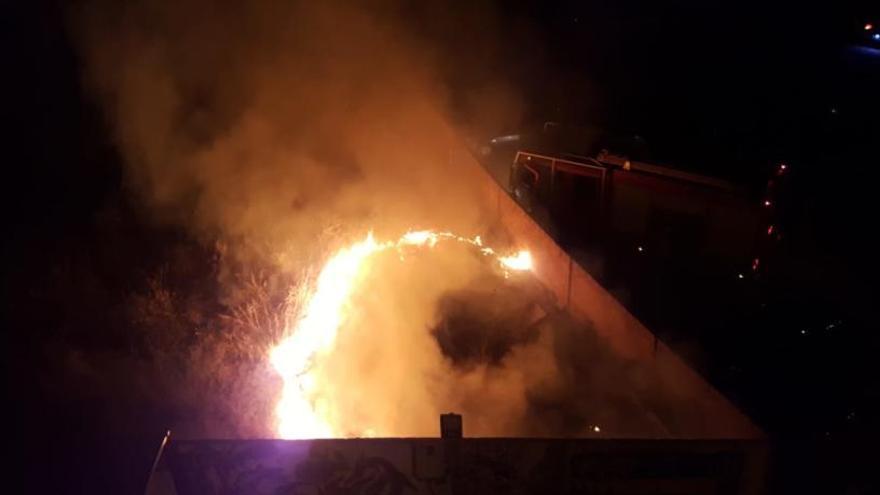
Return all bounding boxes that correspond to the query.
[5,0,880,493]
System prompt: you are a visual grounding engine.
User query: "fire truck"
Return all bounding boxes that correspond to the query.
[492,124,790,339]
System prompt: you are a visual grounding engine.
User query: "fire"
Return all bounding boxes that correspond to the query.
[269,230,531,439]
[269,233,383,438]
[499,250,533,271]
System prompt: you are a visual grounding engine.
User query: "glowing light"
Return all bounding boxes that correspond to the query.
[779,164,787,171]
[767,225,775,235]
[499,250,533,271]
[737,273,744,279]
[873,33,880,41]
[764,200,772,207]
[637,245,644,252]
[866,23,874,31]
[592,425,601,433]
[271,234,383,439]
[270,230,533,439]
[400,230,438,247]
[852,45,880,57]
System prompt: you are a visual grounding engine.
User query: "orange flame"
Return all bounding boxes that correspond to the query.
[499,250,533,271]
[269,230,531,439]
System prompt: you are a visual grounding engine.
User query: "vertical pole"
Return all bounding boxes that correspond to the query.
[143,430,171,495]
[566,256,573,309]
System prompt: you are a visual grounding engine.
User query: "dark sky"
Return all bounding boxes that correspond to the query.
[6,0,878,196]
[8,0,877,288]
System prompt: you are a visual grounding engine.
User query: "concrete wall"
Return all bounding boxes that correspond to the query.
[152,438,768,495]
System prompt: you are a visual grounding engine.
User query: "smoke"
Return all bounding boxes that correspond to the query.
[72,0,653,439]
[75,0,514,262]
[300,243,665,438]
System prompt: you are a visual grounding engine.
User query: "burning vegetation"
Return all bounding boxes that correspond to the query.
[56,0,687,442]
[270,230,533,439]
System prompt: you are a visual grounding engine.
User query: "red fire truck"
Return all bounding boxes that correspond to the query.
[495,124,790,339]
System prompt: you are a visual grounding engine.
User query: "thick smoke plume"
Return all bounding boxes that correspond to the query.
[76,0,498,263]
[72,0,654,440]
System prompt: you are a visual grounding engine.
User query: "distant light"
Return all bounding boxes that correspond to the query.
[764,200,772,207]
[593,425,601,433]
[767,225,775,235]
[866,23,874,31]
[737,273,744,279]
[801,329,807,335]
[779,163,787,171]
[637,246,644,252]
[873,33,880,41]
[752,258,760,271]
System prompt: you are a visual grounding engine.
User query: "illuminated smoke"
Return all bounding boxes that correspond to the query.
[74,0,648,440]
[270,231,531,439]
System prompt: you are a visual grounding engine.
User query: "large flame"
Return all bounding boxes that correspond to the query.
[269,230,531,439]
